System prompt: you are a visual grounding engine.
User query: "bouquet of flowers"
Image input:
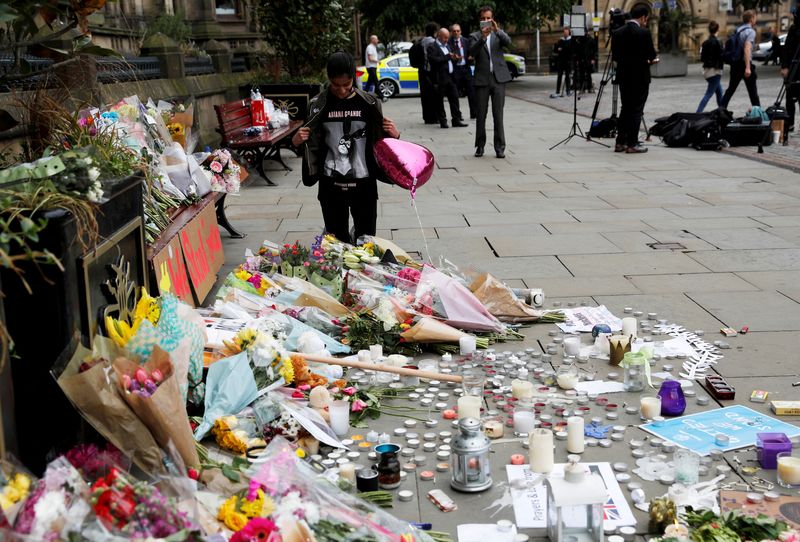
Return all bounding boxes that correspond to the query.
[88,468,203,540]
[12,458,91,540]
[279,241,311,279]
[203,148,242,194]
[212,415,266,455]
[113,347,200,470]
[0,458,34,525]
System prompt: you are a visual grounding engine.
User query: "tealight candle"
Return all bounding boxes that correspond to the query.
[457,396,482,419]
[513,411,536,434]
[483,420,504,438]
[339,463,356,485]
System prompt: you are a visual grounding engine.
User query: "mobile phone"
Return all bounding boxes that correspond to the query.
[480,20,492,30]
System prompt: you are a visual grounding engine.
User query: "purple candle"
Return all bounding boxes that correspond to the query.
[658,380,686,416]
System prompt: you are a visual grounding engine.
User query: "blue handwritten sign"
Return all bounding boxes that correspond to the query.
[641,405,800,456]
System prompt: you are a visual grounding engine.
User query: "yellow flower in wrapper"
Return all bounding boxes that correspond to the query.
[0,495,12,510]
[218,495,237,520]
[10,473,30,493]
[240,489,264,518]
[167,122,185,136]
[278,356,294,384]
[362,242,375,255]
[224,510,248,531]
[235,268,252,282]
[234,328,259,350]
[0,473,31,511]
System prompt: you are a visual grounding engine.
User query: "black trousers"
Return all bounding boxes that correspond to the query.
[474,78,506,152]
[556,64,571,94]
[721,61,760,108]
[318,182,378,244]
[435,74,463,123]
[365,67,379,94]
[616,79,649,148]
[452,65,476,117]
[419,71,438,123]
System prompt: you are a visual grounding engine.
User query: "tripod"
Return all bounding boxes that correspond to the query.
[550,51,610,150]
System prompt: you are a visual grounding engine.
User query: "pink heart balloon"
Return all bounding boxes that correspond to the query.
[374,138,434,196]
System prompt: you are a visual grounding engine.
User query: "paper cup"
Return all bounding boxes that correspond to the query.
[773,131,781,144]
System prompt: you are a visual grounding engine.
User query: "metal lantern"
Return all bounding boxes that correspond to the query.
[450,417,492,492]
[546,455,606,542]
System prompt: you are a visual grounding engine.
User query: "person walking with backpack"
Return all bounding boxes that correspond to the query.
[697,21,725,112]
[720,11,761,109]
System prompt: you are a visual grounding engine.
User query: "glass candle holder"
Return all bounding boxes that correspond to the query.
[556,364,579,390]
[657,380,686,417]
[640,394,662,421]
[777,452,800,488]
[462,370,486,397]
[329,400,351,436]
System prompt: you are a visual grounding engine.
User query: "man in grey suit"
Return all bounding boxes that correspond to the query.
[469,5,512,158]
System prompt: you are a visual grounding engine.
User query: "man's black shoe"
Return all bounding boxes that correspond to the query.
[452,120,468,127]
[625,144,648,154]
[614,144,626,153]
[440,121,449,128]
[495,150,505,158]
[474,147,484,157]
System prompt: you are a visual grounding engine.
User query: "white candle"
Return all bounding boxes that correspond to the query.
[529,429,554,473]
[458,395,482,419]
[513,411,536,434]
[557,373,578,390]
[459,335,477,355]
[339,462,356,485]
[369,344,383,360]
[358,350,372,363]
[595,334,611,355]
[777,455,800,485]
[483,419,504,438]
[564,337,581,356]
[511,379,534,399]
[329,400,351,436]
[640,396,662,420]
[567,416,585,454]
[621,317,637,337]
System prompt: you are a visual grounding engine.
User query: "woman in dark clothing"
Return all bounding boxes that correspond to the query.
[291,51,400,244]
[697,21,725,112]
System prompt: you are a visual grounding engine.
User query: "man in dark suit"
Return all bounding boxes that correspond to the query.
[428,28,468,128]
[469,5,512,158]
[419,22,441,124]
[611,4,659,153]
[450,23,476,119]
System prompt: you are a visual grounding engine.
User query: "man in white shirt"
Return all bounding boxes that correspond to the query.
[427,28,467,128]
[364,35,380,97]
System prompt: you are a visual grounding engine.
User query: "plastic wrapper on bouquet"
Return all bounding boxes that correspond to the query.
[239,437,435,542]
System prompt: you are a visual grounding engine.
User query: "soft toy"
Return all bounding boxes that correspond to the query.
[296,331,343,380]
[290,355,328,389]
[308,386,332,423]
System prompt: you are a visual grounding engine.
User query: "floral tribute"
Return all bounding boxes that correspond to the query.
[203,148,242,194]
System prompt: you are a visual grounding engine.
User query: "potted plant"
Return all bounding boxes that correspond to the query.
[651,6,697,77]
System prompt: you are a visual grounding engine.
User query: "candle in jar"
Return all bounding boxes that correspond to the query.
[777,455,800,486]
[529,428,554,473]
[459,335,477,355]
[483,419,504,438]
[511,379,534,399]
[513,411,536,434]
[640,396,662,420]
[563,337,581,356]
[557,372,579,390]
[458,396,482,419]
[339,463,356,485]
[369,344,383,360]
[566,416,585,454]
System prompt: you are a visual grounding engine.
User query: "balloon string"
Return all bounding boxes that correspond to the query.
[410,176,418,201]
[411,197,433,265]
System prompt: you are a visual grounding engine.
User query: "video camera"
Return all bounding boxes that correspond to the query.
[609,8,630,33]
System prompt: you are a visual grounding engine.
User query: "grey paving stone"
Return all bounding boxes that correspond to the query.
[545,171,643,182]
[626,273,760,294]
[736,271,800,291]
[561,252,710,276]
[479,256,572,280]
[753,215,800,227]
[464,209,576,225]
[721,376,800,419]
[489,195,613,212]
[644,230,719,251]
[488,233,623,256]
[601,231,662,253]
[542,220,654,234]
[597,193,710,209]
[643,217,773,230]
[687,291,800,331]
[714,332,800,377]
[690,190,800,207]
[665,204,776,219]
[688,249,800,272]
[592,293,725,331]
[689,228,797,250]
[436,224,549,238]
[226,204,300,220]
[568,208,680,222]
[529,275,640,297]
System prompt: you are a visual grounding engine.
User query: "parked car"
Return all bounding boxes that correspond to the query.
[752,33,786,62]
[357,52,525,99]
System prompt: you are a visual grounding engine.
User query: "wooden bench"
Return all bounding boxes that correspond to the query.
[214,99,303,187]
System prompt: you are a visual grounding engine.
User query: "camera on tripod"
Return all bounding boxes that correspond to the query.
[609,8,630,33]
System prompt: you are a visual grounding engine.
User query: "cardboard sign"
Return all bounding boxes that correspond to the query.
[641,405,800,456]
[152,236,193,306]
[179,203,224,303]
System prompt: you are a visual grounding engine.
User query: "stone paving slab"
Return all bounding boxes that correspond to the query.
[470,255,573,280]
[436,224,550,238]
[642,216,778,231]
[627,273,760,294]
[718,376,800,418]
[488,233,622,257]
[591,293,725,331]
[690,227,797,250]
[560,252,710,276]
[688,248,800,272]
[735,270,800,292]
[664,204,777,219]
[541,220,654,234]
[568,207,681,222]
[686,291,800,332]
[529,275,640,297]
[708,332,800,378]
[464,209,577,225]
